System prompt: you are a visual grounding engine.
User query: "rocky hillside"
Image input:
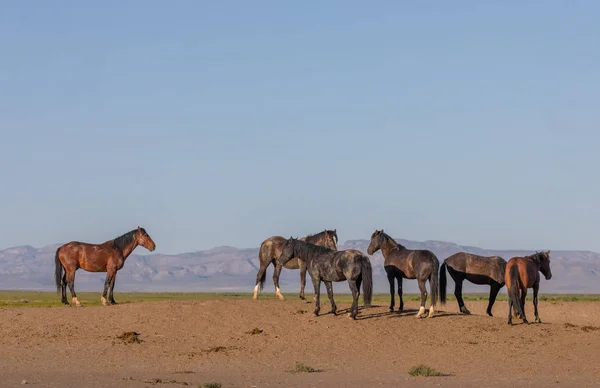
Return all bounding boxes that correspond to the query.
[0,238,598,294]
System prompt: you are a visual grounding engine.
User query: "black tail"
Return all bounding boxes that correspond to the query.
[440,262,447,305]
[54,248,63,294]
[259,269,267,292]
[360,256,373,307]
[258,244,267,292]
[430,256,440,307]
[508,265,524,318]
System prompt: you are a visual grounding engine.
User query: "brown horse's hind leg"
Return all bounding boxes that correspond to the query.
[520,288,529,324]
[61,273,69,305]
[101,270,116,306]
[66,270,81,307]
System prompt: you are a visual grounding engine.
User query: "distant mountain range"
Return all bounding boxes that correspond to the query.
[1,238,599,294]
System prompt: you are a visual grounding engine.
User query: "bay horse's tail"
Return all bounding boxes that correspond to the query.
[508,264,524,318]
[360,256,373,308]
[54,247,63,294]
[430,256,440,307]
[439,261,447,305]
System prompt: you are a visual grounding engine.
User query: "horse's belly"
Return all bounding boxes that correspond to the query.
[284,258,300,270]
[465,273,493,285]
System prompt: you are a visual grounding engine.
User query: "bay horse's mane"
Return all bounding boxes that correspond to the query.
[375,230,406,250]
[112,229,141,252]
[524,251,550,262]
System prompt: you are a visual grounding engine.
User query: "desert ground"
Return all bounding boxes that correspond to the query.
[1,292,600,388]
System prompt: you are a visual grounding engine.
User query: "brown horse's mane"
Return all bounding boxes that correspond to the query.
[305,230,333,239]
[378,231,406,250]
[112,229,140,252]
[524,251,549,262]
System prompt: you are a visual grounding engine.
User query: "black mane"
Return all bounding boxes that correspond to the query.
[525,251,548,262]
[380,232,405,250]
[291,238,335,262]
[112,229,138,252]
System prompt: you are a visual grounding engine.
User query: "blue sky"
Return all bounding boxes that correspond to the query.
[1,1,599,254]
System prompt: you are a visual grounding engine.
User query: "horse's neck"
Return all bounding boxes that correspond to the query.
[119,241,139,259]
[381,239,400,258]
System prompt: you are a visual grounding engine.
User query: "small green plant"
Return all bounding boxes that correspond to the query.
[290,362,320,373]
[201,383,221,388]
[408,364,443,377]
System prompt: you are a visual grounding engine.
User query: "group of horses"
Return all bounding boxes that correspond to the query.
[252,229,552,324]
[51,226,552,324]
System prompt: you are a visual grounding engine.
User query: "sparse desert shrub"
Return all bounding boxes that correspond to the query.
[201,383,221,388]
[408,364,443,377]
[290,362,320,373]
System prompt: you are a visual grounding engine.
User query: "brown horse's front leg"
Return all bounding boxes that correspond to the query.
[101,269,116,306]
[108,272,118,305]
[66,270,82,307]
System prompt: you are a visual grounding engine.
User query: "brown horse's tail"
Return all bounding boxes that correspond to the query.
[360,256,373,308]
[439,261,447,305]
[430,256,440,307]
[54,248,64,294]
[508,265,524,318]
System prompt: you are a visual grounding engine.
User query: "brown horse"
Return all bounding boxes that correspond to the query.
[505,251,552,325]
[253,229,338,301]
[367,229,440,318]
[440,253,507,316]
[54,227,156,307]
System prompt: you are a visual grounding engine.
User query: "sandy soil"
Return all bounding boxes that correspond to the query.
[1,297,600,387]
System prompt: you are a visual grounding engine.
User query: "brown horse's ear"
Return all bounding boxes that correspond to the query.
[381,229,384,233]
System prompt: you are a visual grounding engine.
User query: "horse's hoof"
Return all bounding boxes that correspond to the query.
[487,311,493,317]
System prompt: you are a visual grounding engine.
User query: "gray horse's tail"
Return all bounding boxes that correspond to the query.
[361,256,373,308]
[257,243,268,292]
[439,261,447,305]
[430,255,440,307]
[508,265,524,318]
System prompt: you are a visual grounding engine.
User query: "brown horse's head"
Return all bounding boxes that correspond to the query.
[324,229,338,250]
[135,226,156,252]
[278,237,297,267]
[367,229,385,255]
[536,250,552,280]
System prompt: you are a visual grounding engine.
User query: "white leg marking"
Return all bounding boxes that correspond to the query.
[253,284,259,300]
[428,305,435,318]
[101,296,108,306]
[276,287,285,300]
[72,297,82,307]
[416,306,425,318]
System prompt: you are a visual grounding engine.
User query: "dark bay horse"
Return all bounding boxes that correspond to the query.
[253,229,338,301]
[506,251,552,325]
[440,253,507,316]
[367,229,440,318]
[278,237,372,320]
[55,227,156,307]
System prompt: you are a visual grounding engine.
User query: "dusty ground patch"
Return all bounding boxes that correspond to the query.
[1,298,600,387]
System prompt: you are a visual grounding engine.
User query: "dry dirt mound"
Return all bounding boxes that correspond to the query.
[1,298,600,387]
